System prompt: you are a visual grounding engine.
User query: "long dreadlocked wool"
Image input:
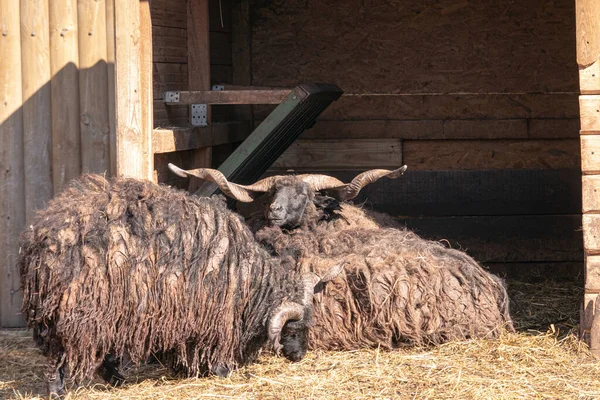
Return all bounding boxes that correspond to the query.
[19,174,305,383]
[251,202,514,350]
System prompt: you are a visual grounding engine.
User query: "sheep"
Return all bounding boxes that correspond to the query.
[169,164,514,351]
[18,174,344,397]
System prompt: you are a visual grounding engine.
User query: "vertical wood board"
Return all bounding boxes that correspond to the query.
[580,95,600,132]
[0,0,26,327]
[21,0,53,222]
[580,60,600,94]
[140,0,154,179]
[586,255,600,290]
[78,0,110,173]
[583,214,600,253]
[582,175,600,213]
[576,0,600,67]
[106,0,116,175]
[50,0,81,193]
[581,135,600,174]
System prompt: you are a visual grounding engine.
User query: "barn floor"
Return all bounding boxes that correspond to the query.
[2,278,599,400]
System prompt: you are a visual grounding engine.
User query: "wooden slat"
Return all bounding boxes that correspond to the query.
[152,26,187,63]
[580,61,600,95]
[586,255,600,290]
[78,0,110,173]
[580,95,600,132]
[399,215,583,263]
[150,0,186,28]
[113,0,149,178]
[153,63,188,99]
[50,0,81,193]
[584,214,600,254]
[165,89,291,105]
[187,0,212,191]
[140,0,154,179]
[582,175,600,213]
[153,122,251,153]
[106,0,116,174]
[253,93,580,121]
[581,135,600,174]
[576,0,600,68]
[0,0,26,327]
[528,118,580,139]
[210,31,232,65]
[153,100,188,126]
[289,169,581,217]
[403,139,580,170]
[21,0,53,222]
[272,139,402,170]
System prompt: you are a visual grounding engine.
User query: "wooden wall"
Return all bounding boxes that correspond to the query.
[0,0,151,327]
[151,0,237,187]
[250,0,582,276]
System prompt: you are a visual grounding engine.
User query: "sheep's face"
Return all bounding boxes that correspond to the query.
[279,319,309,362]
[266,179,312,228]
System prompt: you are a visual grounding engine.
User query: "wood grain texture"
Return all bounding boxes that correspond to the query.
[105,0,116,174]
[152,26,187,63]
[584,214,600,253]
[576,0,600,67]
[403,139,580,170]
[580,61,600,94]
[581,135,600,174]
[78,0,110,174]
[50,0,81,193]
[252,0,577,94]
[528,118,580,139]
[150,0,186,28]
[0,0,26,327]
[113,0,148,178]
[153,122,250,153]
[586,255,600,290]
[21,0,53,222]
[140,0,154,178]
[582,175,600,213]
[165,89,290,105]
[580,95,600,132]
[272,139,402,170]
[232,0,252,121]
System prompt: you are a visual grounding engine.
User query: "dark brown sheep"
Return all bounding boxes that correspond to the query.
[18,174,343,397]
[170,165,514,351]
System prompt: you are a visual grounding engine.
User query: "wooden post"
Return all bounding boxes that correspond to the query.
[112,0,152,178]
[187,0,212,192]
[0,0,26,327]
[50,0,81,193]
[140,0,154,179]
[577,0,600,353]
[78,0,110,174]
[232,0,253,123]
[21,0,53,221]
[106,0,116,175]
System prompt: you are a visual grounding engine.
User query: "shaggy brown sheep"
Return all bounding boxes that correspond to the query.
[169,165,514,351]
[18,174,343,397]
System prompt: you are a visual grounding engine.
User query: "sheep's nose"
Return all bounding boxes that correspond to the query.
[270,203,282,212]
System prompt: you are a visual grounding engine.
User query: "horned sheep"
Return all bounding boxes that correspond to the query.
[170,164,515,351]
[18,174,343,397]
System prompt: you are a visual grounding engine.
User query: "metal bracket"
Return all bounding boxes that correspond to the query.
[211,84,225,91]
[163,91,180,104]
[190,104,208,126]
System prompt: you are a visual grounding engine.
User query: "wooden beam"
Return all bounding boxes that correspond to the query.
[164,89,291,105]
[581,135,600,174]
[580,95,600,133]
[113,0,151,179]
[584,214,600,254]
[78,0,110,174]
[21,0,53,222]
[140,0,154,178]
[576,0,600,68]
[187,0,211,190]
[579,61,600,95]
[50,0,81,193]
[106,0,116,174]
[583,175,600,213]
[153,122,251,153]
[0,0,26,327]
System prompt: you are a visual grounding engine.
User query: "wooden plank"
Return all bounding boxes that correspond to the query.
[210,31,232,65]
[584,214,600,254]
[113,0,149,178]
[486,262,582,281]
[140,0,154,179]
[152,26,187,63]
[150,0,186,28]
[580,95,600,132]
[0,0,26,327]
[78,0,110,173]
[397,215,583,263]
[253,94,580,121]
[528,118,580,139]
[580,61,600,95]
[153,122,251,153]
[289,169,582,217]
[581,135,600,174]
[586,255,600,290]
[21,0,53,222]
[187,0,212,191]
[153,100,188,127]
[403,139,581,170]
[576,0,600,68]
[164,89,291,105]
[272,139,402,170]
[106,0,116,174]
[153,62,188,99]
[50,0,81,193]
[582,175,600,213]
